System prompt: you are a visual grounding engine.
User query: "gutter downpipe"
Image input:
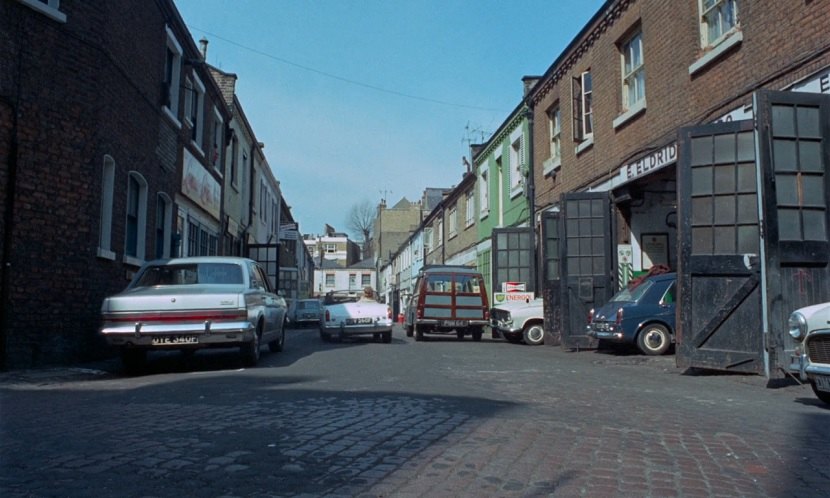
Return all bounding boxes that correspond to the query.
[524,104,538,294]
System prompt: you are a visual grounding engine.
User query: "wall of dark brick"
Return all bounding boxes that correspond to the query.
[0,0,204,368]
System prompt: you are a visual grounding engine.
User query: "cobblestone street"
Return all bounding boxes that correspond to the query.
[1,326,828,497]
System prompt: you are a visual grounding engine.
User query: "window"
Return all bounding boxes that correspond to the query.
[424,227,433,253]
[509,132,523,196]
[465,189,475,227]
[361,274,371,286]
[572,71,593,141]
[621,30,645,111]
[437,220,443,247]
[479,167,490,217]
[211,108,223,172]
[325,243,337,253]
[325,273,335,287]
[18,0,66,23]
[163,27,183,123]
[188,75,205,149]
[699,0,738,47]
[155,194,172,259]
[230,136,239,187]
[548,105,561,165]
[98,156,115,260]
[448,204,458,238]
[349,273,356,288]
[125,172,148,264]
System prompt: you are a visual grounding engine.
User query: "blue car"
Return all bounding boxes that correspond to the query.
[587,272,677,355]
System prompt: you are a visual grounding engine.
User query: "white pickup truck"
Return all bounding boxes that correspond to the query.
[490,297,545,346]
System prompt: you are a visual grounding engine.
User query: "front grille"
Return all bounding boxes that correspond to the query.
[490,309,510,321]
[807,333,830,364]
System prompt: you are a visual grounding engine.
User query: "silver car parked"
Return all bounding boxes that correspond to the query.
[100,257,287,372]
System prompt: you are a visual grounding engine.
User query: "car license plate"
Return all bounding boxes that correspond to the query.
[152,335,198,346]
[346,317,374,325]
[815,375,830,393]
[440,320,465,327]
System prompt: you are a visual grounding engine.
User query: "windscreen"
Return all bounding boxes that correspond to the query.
[134,263,244,287]
[609,279,654,303]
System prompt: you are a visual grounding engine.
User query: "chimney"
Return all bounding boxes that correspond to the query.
[199,37,209,60]
[522,76,541,97]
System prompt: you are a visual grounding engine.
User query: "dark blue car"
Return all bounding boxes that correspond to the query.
[586,272,677,355]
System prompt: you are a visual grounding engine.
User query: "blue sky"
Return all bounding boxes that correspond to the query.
[174,0,605,237]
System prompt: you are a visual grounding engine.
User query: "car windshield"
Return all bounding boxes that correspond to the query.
[134,263,244,287]
[298,301,320,310]
[609,279,654,303]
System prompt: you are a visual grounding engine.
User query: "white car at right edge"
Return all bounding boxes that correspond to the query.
[788,301,830,405]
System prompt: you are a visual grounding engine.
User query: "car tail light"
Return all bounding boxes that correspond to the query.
[587,308,594,325]
[416,305,423,319]
[615,308,623,325]
[387,306,392,319]
[483,307,490,320]
[325,309,331,321]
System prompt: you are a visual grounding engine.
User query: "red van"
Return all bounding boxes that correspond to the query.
[405,265,489,341]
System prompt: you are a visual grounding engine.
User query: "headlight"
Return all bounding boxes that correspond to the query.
[788,312,808,341]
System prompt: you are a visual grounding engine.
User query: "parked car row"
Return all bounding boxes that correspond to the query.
[99,258,830,407]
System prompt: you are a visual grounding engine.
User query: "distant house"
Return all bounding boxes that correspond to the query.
[315,258,377,297]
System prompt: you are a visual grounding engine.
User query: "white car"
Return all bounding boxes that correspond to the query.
[319,289,393,343]
[490,297,545,346]
[788,302,830,405]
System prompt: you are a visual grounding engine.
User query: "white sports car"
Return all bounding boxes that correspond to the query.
[788,301,830,405]
[319,289,393,343]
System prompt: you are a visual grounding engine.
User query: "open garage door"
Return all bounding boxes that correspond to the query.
[559,193,614,350]
[676,119,764,374]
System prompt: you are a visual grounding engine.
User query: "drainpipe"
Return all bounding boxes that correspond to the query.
[524,105,538,294]
[0,95,19,372]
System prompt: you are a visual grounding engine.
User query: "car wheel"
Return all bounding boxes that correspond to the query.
[121,349,146,375]
[637,324,671,356]
[405,325,414,337]
[471,327,483,342]
[522,323,545,346]
[504,333,523,344]
[382,331,392,343]
[415,325,424,341]
[241,325,261,367]
[456,330,465,340]
[319,328,331,342]
[810,381,830,405]
[268,321,286,352]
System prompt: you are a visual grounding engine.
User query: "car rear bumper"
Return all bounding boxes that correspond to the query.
[320,320,393,337]
[586,324,626,342]
[100,320,255,348]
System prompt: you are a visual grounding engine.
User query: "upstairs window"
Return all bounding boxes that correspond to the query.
[437,220,444,247]
[700,0,738,47]
[465,189,475,227]
[155,194,172,259]
[509,132,523,196]
[163,27,183,123]
[211,108,223,173]
[479,168,490,217]
[125,172,148,264]
[187,75,205,150]
[548,105,561,162]
[621,30,645,111]
[448,204,458,238]
[572,71,593,142]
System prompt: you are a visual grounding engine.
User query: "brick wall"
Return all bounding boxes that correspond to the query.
[532,0,830,210]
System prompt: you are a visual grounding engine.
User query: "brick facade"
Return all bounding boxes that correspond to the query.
[0,0,231,368]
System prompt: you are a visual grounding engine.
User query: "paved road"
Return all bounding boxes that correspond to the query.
[1,325,828,497]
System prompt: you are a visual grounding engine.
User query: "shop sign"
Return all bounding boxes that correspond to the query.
[182,149,221,220]
[620,143,677,183]
[502,281,526,293]
[493,291,535,304]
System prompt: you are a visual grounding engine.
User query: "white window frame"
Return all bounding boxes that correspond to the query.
[479,166,490,218]
[437,220,443,247]
[699,0,738,48]
[424,227,433,253]
[689,0,742,75]
[325,273,335,287]
[124,171,148,267]
[544,104,562,176]
[614,30,647,129]
[448,205,458,238]
[465,189,475,227]
[324,243,337,253]
[509,129,523,199]
[163,26,183,126]
[18,0,66,23]
[97,155,116,260]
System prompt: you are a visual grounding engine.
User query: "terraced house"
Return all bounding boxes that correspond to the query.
[527,0,830,376]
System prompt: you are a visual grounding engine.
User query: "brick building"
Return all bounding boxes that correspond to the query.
[0,0,233,368]
[527,0,830,374]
